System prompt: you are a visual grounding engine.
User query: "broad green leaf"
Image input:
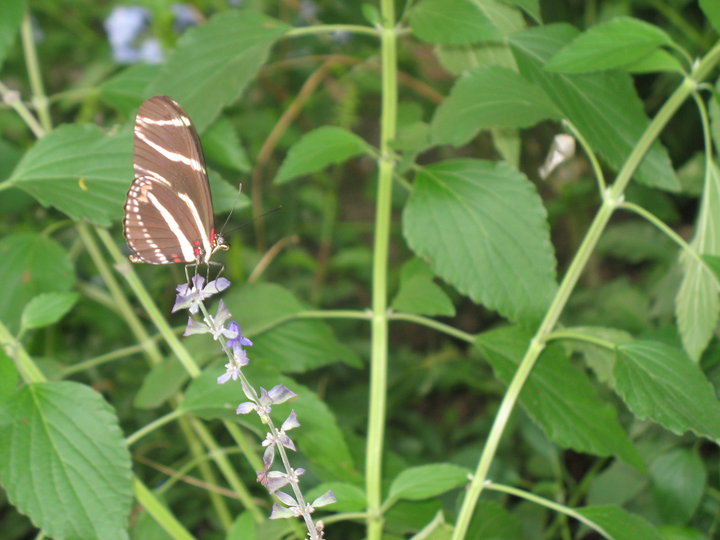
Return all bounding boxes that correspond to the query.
[0,382,132,540]
[203,117,251,172]
[182,365,359,482]
[222,283,361,372]
[388,463,470,501]
[7,124,132,226]
[587,461,647,506]
[597,222,674,263]
[435,0,525,75]
[275,127,369,184]
[409,0,501,45]
[562,326,633,385]
[498,0,540,22]
[403,159,556,325]
[615,341,720,441]
[99,63,160,116]
[676,160,720,360]
[700,0,720,35]
[702,254,720,282]
[650,447,705,524]
[432,66,559,146]
[0,0,24,71]
[0,234,74,333]
[228,512,256,540]
[412,512,453,540]
[467,501,524,539]
[476,326,644,470]
[0,349,18,402]
[576,505,663,540]
[620,49,684,74]
[392,258,455,317]
[510,24,680,192]
[306,482,365,512]
[491,126,521,167]
[134,356,188,410]
[148,10,289,132]
[546,17,673,73]
[20,292,79,330]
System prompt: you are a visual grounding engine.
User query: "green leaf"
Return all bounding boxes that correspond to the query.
[0,0,24,71]
[650,447,705,524]
[7,124,132,226]
[409,0,501,44]
[562,326,633,385]
[403,159,556,325]
[702,254,720,281]
[203,117,251,172]
[182,365,359,482]
[148,10,289,132]
[700,0,720,35]
[467,501,524,539]
[676,160,720,360]
[476,326,644,470]
[134,356,188,410]
[576,505,663,540]
[208,169,250,215]
[222,283,361,372]
[498,0,540,22]
[510,24,680,192]
[545,17,673,73]
[615,341,720,441]
[0,349,18,402]
[0,234,75,333]
[306,482,365,512]
[432,66,559,146]
[228,512,256,540]
[275,127,369,184]
[392,258,455,317]
[20,292,79,330]
[620,48,684,74]
[99,63,160,116]
[0,382,133,540]
[388,463,470,501]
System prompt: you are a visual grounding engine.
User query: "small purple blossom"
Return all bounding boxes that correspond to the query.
[235,385,297,424]
[173,275,231,314]
[226,321,253,348]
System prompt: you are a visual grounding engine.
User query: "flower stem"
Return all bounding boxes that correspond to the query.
[366,2,397,538]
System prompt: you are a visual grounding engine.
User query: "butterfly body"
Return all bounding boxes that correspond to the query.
[123,95,228,265]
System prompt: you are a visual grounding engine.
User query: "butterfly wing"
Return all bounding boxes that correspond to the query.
[123,95,217,264]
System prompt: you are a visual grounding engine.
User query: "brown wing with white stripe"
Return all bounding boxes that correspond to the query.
[123,95,217,264]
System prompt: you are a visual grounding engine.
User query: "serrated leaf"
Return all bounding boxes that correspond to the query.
[615,341,720,441]
[20,292,79,330]
[649,447,705,524]
[510,24,680,192]
[203,118,251,172]
[576,505,663,540]
[148,10,289,132]
[0,234,75,333]
[7,124,132,226]
[388,463,470,501]
[99,63,160,116]
[476,326,644,470]
[498,0,540,22]
[275,126,369,184]
[0,0,24,71]
[403,159,556,325]
[432,66,559,146]
[0,382,133,540]
[700,0,720,35]
[409,0,501,44]
[222,283,361,372]
[182,365,359,482]
[392,258,455,316]
[546,17,673,73]
[676,160,720,360]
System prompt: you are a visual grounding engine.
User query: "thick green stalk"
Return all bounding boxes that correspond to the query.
[451,42,720,540]
[365,1,397,538]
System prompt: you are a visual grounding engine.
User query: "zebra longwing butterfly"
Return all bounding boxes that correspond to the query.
[123,95,228,265]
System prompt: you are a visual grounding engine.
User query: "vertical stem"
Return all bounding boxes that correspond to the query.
[20,10,52,132]
[366,2,397,539]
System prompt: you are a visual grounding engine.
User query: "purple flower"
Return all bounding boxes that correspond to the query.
[104,6,164,64]
[172,276,231,314]
[226,321,253,348]
[236,385,297,424]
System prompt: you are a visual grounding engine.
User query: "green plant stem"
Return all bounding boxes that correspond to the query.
[0,321,45,383]
[59,343,148,377]
[389,312,475,343]
[451,41,720,540]
[366,2,397,538]
[95,227,201,377]
[563,119,606,193]
[126,409,183,446]
[285,24,379,38]
[133,478,195,540]
[0,81,45,138]
[20,10,52,132]
[485,482,611,539]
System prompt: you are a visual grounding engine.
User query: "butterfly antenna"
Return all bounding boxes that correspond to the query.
[223,205,283,235]
[218,183,244,237]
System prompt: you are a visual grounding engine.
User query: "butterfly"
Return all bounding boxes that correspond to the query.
[123,95,228,266]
